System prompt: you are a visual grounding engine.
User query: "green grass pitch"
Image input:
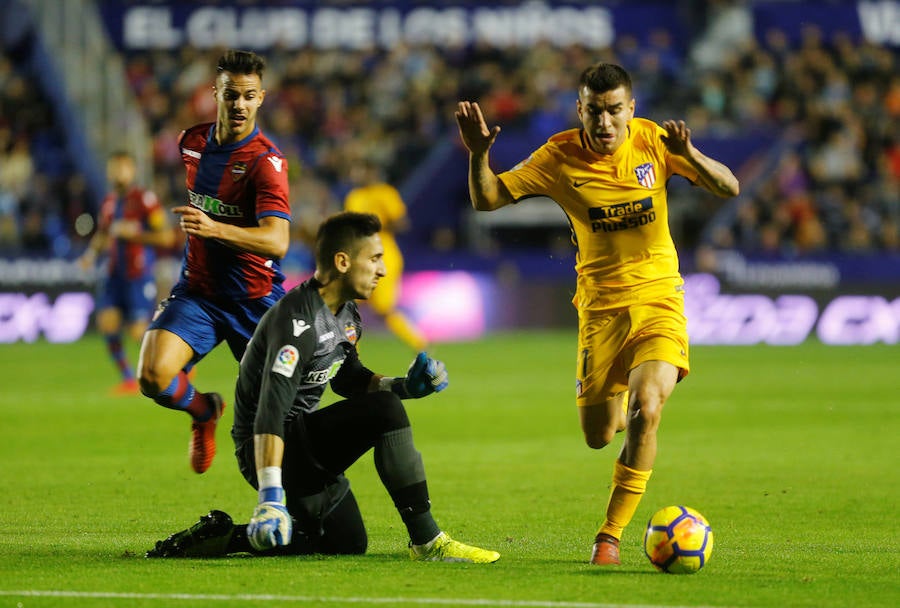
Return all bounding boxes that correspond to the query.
[1,331,898,607]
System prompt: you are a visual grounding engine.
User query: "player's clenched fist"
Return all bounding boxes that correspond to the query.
[247,502,292,551]
[385,352,449,399]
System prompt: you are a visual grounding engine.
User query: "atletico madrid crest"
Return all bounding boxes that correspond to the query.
[635,163,656,189]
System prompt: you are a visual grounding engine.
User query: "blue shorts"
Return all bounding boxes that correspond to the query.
[148,284,281,366]
[96,274,157,323]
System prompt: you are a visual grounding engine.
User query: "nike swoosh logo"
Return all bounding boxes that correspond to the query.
[573,179,590,188]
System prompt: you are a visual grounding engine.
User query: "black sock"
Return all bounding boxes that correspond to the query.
[393,482,440,545]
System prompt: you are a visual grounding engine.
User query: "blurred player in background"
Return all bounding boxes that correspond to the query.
[79,151,174,395]
[147,212,499,563]
[456,63,739,565]
[343,160,428,351]
[137,49,291,474]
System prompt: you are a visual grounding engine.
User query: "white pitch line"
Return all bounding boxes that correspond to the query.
[0,590,729,608]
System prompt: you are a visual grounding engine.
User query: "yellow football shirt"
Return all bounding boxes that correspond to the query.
[498,118,699,310]
[344,182,407,277]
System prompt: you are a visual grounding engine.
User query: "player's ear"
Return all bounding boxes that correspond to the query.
[334,251,350,274]
[258,89,266,107]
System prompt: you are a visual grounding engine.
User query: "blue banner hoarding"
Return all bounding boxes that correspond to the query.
[96,1,682,51]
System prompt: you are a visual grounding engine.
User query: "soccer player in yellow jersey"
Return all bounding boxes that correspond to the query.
[455,63,739,565]
[344,161,428,351]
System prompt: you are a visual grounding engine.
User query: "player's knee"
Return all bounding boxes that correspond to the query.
[329,534,367,555]
[370,391,410,432]
[629,397,664,432]
[584,425,618,450]
[127,322,148,343]
[137,362,171,397]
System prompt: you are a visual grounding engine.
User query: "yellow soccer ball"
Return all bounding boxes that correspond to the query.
[643,505,714,574]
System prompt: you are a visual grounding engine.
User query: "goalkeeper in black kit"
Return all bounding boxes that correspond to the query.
[147,211,500,563]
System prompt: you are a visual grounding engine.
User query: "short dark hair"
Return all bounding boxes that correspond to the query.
[216,49,266,80]
[579,63,632,96]
[316,212,382,271]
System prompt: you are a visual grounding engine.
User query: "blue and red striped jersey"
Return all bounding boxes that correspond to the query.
[177,122,291,301]
[98,186,161,280]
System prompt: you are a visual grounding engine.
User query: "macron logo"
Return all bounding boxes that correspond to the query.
[267,156,283,172]
[292,319,310,337]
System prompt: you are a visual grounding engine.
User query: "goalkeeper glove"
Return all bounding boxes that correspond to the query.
[381,352,449,399]
[247,481,292,551]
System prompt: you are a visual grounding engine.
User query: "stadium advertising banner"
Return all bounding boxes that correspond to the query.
[683,273,899,346]
[683,251,900,345]
[377,267,900,347]
[752,0,900,45]
[97,1,681,50]
[1,260,897,345]
[97,1,900,51]
[0,258,95,344]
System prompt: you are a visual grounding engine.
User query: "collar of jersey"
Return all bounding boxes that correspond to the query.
[205,123,259,151]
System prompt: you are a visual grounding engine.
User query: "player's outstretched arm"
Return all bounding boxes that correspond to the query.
[661,120,739,198]
[455,101,514,212]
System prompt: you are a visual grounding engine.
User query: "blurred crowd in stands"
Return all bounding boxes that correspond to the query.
[696,24,900,256]
[1,2,897,261]
[0,52,93,257]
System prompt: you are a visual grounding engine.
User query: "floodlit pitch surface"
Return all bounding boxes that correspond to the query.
[1,332,897,608]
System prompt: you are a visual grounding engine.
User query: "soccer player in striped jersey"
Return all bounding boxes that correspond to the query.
[137,49,291,474]
[80,151,174,395]
[455,63,739,565]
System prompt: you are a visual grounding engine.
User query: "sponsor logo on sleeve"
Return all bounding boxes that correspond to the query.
[271,345,299,377]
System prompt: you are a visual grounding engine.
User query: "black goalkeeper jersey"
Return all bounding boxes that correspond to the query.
[231,277,375,450]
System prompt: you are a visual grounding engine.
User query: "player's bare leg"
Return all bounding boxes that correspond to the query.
[578,391,627,449]
[138,328,225,473]
[591,361,677,565]
[620,361,677,470]
[137,328,193,397]
[127,319,149,344]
